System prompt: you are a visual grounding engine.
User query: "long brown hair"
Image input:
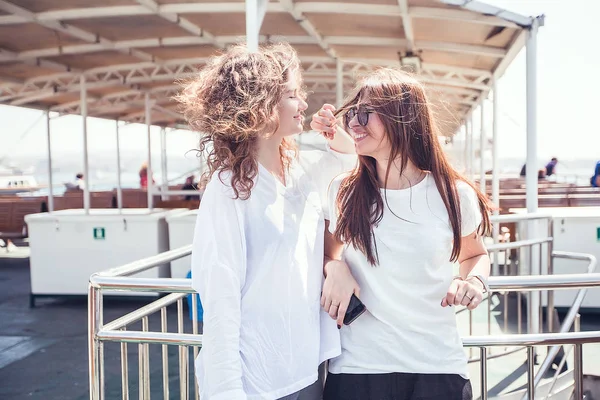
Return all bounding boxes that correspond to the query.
[176,42,303,199]
[334,68,492,265]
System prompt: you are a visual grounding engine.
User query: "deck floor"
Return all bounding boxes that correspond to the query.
[1,246,599,399]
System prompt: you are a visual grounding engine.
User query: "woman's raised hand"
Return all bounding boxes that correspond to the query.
[310,103,338,140]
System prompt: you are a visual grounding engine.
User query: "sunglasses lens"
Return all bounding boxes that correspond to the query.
[345,108,355,126]
[357,110,369,126]
[345,107,370,126]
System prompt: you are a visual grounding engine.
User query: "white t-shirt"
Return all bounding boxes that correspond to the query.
[327,172,482,378]
[192,147,356,400]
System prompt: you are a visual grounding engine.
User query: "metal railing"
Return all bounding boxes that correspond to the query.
[88,212,599,400]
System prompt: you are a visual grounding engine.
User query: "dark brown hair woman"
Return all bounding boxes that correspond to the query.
[312,68,492,400]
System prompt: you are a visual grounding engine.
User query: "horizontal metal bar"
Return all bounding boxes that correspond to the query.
[553,251,597,262]
[96,328,600,348]
[90,277,193,293]
[90,272,600,293]
[98,330,203,347]
[102,293,187,332]
[489,213,552,223]
[463,330,600,347]
[489,273,600,291]
[486,237,552,251]
[93,244,192,278]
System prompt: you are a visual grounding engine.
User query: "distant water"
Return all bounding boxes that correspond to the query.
[27,170,190,197]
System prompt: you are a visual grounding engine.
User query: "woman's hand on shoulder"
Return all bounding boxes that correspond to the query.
[321,259,360,328]
[441,276,484,311]
[310,104,338,140]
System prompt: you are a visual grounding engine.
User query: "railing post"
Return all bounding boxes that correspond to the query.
[547,219,555,333]
[527,346,535,399]
[480,347,488,400]
[574,314,583,400]
[88,283,103,400]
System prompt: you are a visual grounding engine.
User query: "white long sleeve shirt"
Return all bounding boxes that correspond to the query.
[192,147,356,400]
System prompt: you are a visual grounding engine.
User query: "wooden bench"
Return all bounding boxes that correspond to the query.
[0,199,44,239]
[155,199,200,210]
[568,194,600,207]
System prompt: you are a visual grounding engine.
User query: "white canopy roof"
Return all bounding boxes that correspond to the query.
[0,0,543,136]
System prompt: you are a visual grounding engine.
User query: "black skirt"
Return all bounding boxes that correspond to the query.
[323,372,472,400]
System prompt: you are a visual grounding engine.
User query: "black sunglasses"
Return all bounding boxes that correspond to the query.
[344,105,375,127]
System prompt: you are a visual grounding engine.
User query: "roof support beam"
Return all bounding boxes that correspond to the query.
[409,6,519,28]
[0,0,161,64]
[278,0,337,60]
[0,47,76,72]
[0,34,505,66]
[1,56,489,104]
[0,3,521,29]
[493,29,527,79]
[397,0,415,52]
[134,0,224,48]
[51,84,180,114]
[415,41,506,58]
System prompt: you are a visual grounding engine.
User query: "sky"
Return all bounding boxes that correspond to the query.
[0,0,598,176]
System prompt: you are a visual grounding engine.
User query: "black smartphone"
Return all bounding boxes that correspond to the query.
[343,294,366,325]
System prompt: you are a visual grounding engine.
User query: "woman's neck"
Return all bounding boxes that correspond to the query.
[375,156,424,190]
[257,135,285,184]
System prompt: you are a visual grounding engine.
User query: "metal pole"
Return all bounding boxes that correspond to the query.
[527,346,535,399]
[492,79,500,276]
[336,58,343,108]
[246,0,259,52]
[574,314,583,400]
[479,101,486,193]
[463,122,468,175]
[480,347,488,400]
[160,127,168,201]
[469,113,474,181]
[81,75,90,213]
[145,93,154,210]
[45,111,54,213]
[88,285,103,400]
[115,120,123,211]
[526,20,540,337]
[525,21,539,214]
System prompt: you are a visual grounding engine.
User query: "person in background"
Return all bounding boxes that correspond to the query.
[75,173,85,190]
[139,162,155,189]
[181,175,197,201]
[519,163,526,177]
[65,173,85,192]
[591,160,600,187]
[545,157,558,177]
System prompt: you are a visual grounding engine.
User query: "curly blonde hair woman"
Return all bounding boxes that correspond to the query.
[178,43,356,400]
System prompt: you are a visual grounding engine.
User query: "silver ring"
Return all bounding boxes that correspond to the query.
[331,303,339,308]
[465,295,473,301]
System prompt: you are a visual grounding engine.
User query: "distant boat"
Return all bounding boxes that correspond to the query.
[0,174,43,195]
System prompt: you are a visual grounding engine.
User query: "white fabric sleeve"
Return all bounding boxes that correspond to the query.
[298,144,356,220]
[191,177,248,400]
[457,181,483,237]
[326,174,346,234]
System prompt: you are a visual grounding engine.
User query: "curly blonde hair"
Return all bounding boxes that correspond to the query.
[177,42,304,200]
